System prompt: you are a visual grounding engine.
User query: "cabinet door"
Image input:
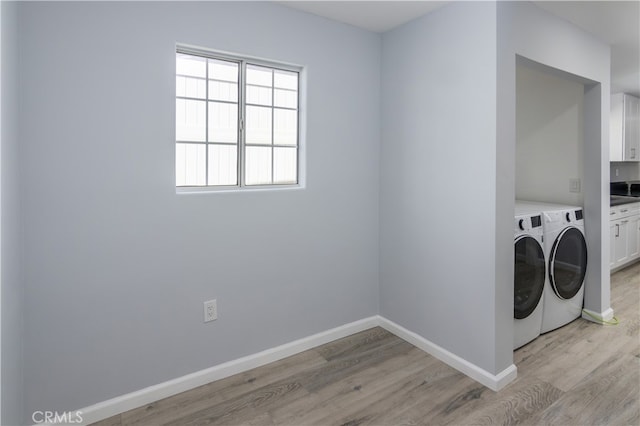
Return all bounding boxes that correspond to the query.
[611,94,624,162]
[624,94,640,161]
[627,215,640,261]
[615,219,629,266]
[610,221,618,269]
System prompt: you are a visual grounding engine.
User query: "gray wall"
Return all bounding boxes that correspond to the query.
[498,1,611,322]
[9,0,616,420]
[19,1,380,417]
[1,1,24,424]
[610,162,640,182]
[380,2,506,375]
[516,63,585,206]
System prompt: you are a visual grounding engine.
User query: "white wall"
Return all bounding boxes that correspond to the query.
[380,1,508,376]
[498,1,611,324]
[19,1,381,418]
[516,62,585,205]
[1,1,24,424]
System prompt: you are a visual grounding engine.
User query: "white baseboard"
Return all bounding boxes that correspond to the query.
[76,315,517,425]
[77,316,379,425]
[377,315,517,391]
[582,307,615,323]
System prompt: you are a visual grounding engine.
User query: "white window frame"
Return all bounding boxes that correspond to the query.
[175,45,303,192]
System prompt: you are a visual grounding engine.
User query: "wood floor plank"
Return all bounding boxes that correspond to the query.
[218,349,327,401]
[528,353,640,426]
[121,349,325,425]
[300,367,432,425]
[340,363,471,426]
[529,328,632,392]
[514,319,594,375]
[293,349,446,425]
[315,327,396,362]
[334,374,431,425]
[445,378,563,426]
[418,383,496,425]
[162,380,308,426]
[241,411,275,426]
[89,415,122,426]
[301,336,414,394]
[270,346,431,425]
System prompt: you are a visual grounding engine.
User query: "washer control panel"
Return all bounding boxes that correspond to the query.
[515,214,542,233]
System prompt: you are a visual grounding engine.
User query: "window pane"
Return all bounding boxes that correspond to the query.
[246,84,272,106]
[246,105,272,145]
[208,102,238,143]
[245,146,272,185]
[273,109,297,146]
[274,89,297,109]
[273,147,297,184]
[208,59,238,82]
[177,54,206,78]
[176,143,206,186]
[176,51,300,189]
[208,144,237,186]
[176,76,206,99]
[209,80,238,102]
[176,99,206,142]
[247,65,272,87]
[274,69,298,90]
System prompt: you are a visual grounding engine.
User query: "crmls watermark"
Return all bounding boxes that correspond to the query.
[32,410,83,424]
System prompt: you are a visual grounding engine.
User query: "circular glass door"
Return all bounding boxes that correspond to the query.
[549,227,587,300]
[514,236,546,319]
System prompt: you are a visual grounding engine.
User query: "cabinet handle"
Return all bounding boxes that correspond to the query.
[616,224,620,237]
[621,209,629,213]
[622,220,629,224]
[632,148,637,159]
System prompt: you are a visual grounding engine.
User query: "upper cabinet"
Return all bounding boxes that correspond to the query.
[611,93,640,162]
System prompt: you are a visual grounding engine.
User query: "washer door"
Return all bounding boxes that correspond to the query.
[514,235,545,319]
[549,227,587,300]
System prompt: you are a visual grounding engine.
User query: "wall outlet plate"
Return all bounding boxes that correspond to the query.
[204,299,217,323]
[569,178,581,193]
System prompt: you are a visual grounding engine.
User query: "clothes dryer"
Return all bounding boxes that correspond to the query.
[513,204,545,349]
[516,201,587,333]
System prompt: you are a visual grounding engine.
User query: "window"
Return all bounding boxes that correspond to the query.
[176,48,300,189]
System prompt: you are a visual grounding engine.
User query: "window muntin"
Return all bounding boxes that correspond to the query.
[175,50,299,189]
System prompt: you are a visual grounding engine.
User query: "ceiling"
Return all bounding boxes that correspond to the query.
[278,1,640,96]
[278,1,448,32]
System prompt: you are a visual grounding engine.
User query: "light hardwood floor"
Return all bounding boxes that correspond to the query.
[92,262,640,425]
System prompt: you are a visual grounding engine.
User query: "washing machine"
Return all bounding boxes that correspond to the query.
[517,201,588,333]
[513,204,546,349]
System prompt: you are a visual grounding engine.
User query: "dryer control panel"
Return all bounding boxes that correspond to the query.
[515,214,542,233]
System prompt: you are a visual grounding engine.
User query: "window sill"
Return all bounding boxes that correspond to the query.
[176,184,303,195]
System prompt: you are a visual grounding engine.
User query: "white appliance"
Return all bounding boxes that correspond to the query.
[517,201,588,334]
[513,204,546,349]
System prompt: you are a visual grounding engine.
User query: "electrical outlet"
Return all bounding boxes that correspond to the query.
[569,178,581,193]
[204,299,217,323]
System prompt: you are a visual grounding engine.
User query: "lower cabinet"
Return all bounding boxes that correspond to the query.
[610,202,640,270]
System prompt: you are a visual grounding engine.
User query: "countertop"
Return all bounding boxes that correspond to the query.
[611,195,640,207]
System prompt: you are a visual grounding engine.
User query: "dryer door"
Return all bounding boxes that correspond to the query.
[549,227,587,300]
[514,236,545,319]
